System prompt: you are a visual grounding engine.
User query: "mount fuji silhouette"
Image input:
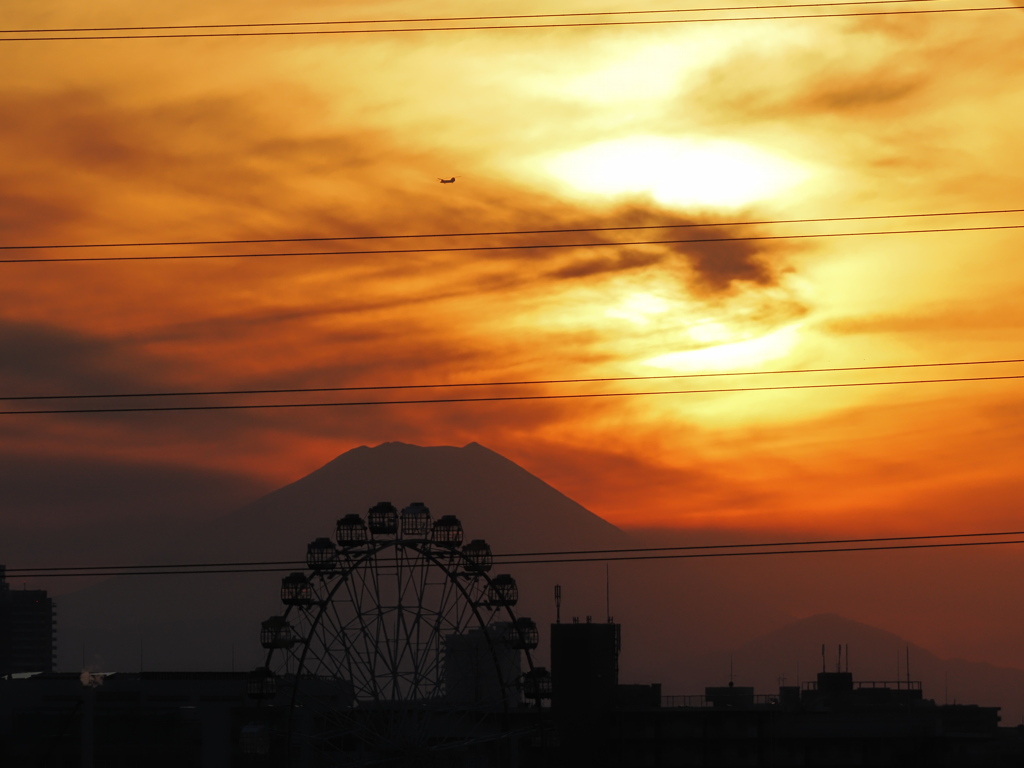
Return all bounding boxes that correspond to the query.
[202,441,628,558]
[58,442,630,672]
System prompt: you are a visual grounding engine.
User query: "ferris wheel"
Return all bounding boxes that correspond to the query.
[245,502,548,766]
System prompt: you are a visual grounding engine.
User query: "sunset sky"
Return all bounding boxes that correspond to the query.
[2,1,1024,662]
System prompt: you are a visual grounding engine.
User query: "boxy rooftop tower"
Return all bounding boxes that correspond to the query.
[550,617,620,712]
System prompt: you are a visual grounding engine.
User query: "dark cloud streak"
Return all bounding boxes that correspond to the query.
[0,319,169,397]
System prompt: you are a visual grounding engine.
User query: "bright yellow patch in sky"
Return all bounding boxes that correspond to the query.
[603,292,671,325]
[544,135,810,210]
[644,323,803,372]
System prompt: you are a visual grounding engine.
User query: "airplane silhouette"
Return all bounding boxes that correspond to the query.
[438,177,457,184]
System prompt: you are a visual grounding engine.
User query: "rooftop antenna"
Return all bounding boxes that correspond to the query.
[821,644,826,674]
[906,645,911,686]
[605,564,611,623]
[554,584,562,624]
[845,644,849,673]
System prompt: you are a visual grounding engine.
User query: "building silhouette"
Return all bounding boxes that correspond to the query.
[538,621,1021,767]
[0,671,255,766]
[0,565,56,677]
[2,573,1022,765]
[445,621,524,710]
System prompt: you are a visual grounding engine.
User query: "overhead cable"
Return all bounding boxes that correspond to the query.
[8,531,1024,577]
[3,223,1024,265]
[3,207,1023,252]
[500,538,1024,565]
[0,1,964,36]
[3,357,1022,403]
[2,373,1022,416]
[9,527,1023,573]
[0,5,1016,41]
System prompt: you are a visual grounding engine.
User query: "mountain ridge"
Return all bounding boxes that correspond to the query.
[197,441,627,559]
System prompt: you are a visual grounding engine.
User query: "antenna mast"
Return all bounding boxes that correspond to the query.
[554,584,562,624]
[605,565,611,623]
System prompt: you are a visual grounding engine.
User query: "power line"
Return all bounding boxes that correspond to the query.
[4,207,1022,252]
[3,357,1022,403]
[10,528,1022,573]
[8,532,1024,577]
[497,529,1024,557]
[3,223,1023,265]
[0,5,1015,41]
[0,0,960,35]
[2,373,1021,416]
[500,538,1024,565]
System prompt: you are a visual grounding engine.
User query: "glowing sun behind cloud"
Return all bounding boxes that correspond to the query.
[544,135,809,210]
[644,322,803,372]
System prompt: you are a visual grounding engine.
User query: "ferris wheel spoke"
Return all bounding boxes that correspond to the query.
[363,551,393,700]
[400,571,424,688]
[429,555,464,691]
[335,571,377,695]
[366,569,401,701]
[310,610,353,683]
[396,555,424,696]
[406,563,435,693]
[350,564,388,698]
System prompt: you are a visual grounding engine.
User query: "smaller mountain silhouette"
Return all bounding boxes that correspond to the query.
[689,613,1024,724]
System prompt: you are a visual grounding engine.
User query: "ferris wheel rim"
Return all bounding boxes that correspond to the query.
[253,512,544,766]
[264,535,536,706]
